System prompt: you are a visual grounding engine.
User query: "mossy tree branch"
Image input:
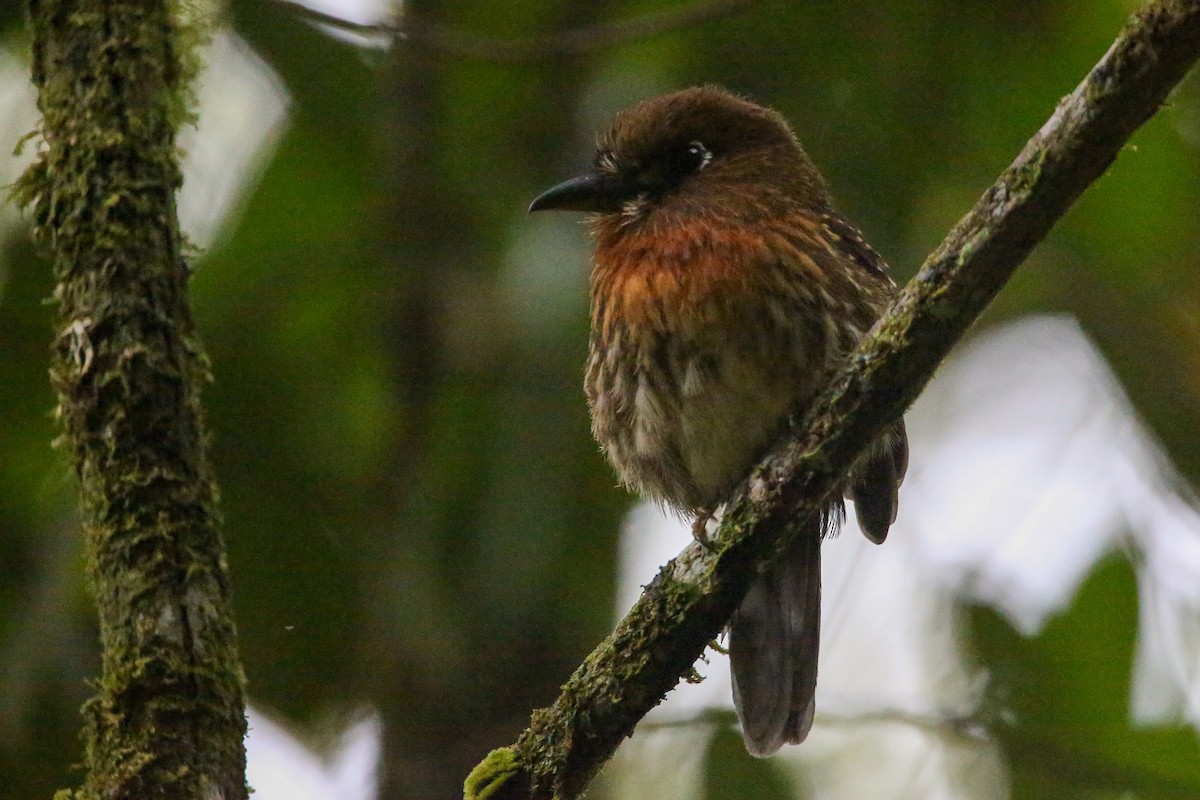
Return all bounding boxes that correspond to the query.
[17,0,248,797]
[465,1,1200,798]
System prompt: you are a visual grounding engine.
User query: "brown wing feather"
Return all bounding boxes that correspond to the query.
[820,212,893,284]
[848,421,908,544]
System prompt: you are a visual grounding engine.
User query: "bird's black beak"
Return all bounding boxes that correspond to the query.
[528,172,631,214]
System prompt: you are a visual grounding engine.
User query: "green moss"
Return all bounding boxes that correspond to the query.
[1008,146,1047,199]
[169,0,218,132]
[464,748,521,800]
[21,0,248,797]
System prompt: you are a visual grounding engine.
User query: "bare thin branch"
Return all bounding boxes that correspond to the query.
[269,0,751,63]
[464,1,1200,798]
[638,706,992,744]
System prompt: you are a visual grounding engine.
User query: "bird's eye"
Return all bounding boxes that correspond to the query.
[678,141,712,173]
[629,140,713,196]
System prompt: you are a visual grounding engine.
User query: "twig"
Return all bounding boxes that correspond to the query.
[636,706,992,744]
[269,0,751,63]
[463,1,1200,798]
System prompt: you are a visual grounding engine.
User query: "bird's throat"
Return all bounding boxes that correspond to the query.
[590,218,772,339]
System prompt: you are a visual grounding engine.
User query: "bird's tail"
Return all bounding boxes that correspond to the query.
[728,511,826,757]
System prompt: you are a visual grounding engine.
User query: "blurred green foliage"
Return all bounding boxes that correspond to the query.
[974,559,1200,799]
[2,0,1198,798]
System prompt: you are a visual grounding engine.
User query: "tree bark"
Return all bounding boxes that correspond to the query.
[18,1,248,797]
[464,1,1200,798]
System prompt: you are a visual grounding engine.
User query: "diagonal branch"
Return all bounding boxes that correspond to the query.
[464,1,1200,798]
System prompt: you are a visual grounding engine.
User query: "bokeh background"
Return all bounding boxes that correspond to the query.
[2,0,1200,798]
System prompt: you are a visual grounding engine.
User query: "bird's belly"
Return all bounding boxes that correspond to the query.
[588,339,799,510]
[675,365,794,504]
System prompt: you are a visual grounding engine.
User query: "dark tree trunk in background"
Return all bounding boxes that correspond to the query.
[361,2,623,797]
[18,1,249,797]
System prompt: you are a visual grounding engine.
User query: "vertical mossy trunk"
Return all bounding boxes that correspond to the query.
[19,1,249,798]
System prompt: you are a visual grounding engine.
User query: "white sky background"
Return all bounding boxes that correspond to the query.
[176,31,290,251]
[0,28,289,262]
[0,47,39,256]
[290,0,393,26]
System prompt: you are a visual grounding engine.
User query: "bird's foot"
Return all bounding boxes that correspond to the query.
[692,508,717,551]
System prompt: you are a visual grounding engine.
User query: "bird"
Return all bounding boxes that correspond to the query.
[529,85,908,756]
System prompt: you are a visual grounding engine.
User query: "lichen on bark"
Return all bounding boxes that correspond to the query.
[18,0,248,798]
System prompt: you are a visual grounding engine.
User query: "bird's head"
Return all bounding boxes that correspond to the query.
[529,86,832,226]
